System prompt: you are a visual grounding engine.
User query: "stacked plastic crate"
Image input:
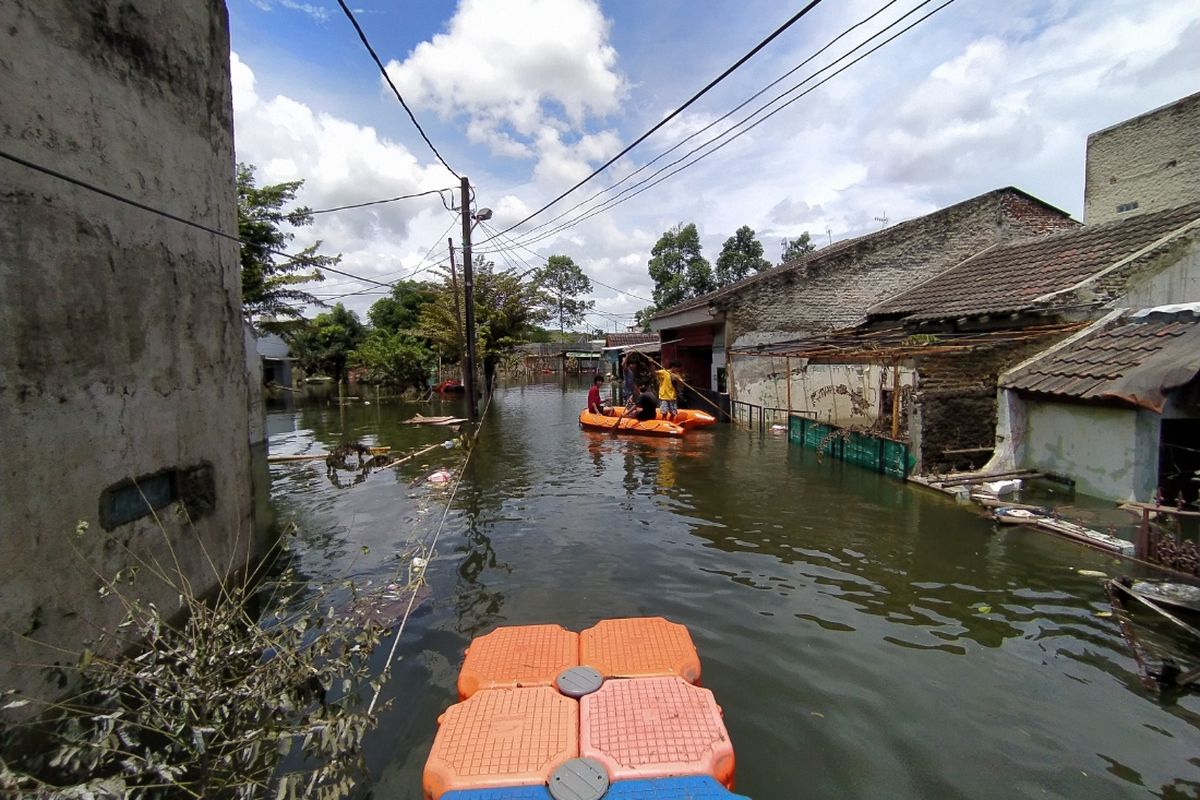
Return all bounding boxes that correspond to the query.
[423,617,746,800]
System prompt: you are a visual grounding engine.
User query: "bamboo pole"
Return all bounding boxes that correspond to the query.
[890,362,901,439]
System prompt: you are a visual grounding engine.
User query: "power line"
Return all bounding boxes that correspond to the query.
[482,0,827,243]
[1,147,401,291]
[479,220,655,306]
[308,187,455,215]
[509,0,904,246]
[501,0,957,249]
[334,0,461,180]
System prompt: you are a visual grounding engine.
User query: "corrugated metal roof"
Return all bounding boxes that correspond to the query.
[1001,307,1200,411]
[604,332,659,347]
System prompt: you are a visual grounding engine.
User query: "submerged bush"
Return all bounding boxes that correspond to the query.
[0,518,418,799]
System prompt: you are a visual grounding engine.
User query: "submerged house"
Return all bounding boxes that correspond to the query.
[649,187,1077,402]
[992,306,1200,504]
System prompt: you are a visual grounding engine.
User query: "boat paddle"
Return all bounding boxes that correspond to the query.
[611,399,635,436]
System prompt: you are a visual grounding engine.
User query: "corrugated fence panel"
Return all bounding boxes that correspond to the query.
[788,415,914,479]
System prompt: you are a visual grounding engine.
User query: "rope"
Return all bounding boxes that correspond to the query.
[367,397,492,715]
[631,349,749,430]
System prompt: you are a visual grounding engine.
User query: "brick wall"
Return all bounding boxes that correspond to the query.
[723,189,1077,347]
[1084,92,1200,225]
[913,333,1069,473]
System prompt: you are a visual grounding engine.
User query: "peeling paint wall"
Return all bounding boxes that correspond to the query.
[734,360,915,430]
[1023,401,1159,502]
[0,1,252,707]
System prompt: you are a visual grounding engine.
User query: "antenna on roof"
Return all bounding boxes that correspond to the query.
[874,212,889,229]
[825,227,832,246]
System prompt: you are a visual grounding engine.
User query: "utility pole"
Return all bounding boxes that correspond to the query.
[460,176,479,421]
[446,238,466,388]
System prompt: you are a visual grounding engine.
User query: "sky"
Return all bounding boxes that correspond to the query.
[228,0,1200,331]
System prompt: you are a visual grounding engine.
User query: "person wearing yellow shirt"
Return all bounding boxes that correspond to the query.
[655,361,683,421]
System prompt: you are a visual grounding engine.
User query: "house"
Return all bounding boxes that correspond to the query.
[255,331,295,388]
[650,187,1078,404]
[991,305,1200,504]
[756,200,1200,475]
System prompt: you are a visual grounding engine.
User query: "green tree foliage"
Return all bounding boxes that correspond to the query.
[287,303,366,383]
[647,223,713,308]
[366,280,439,333]
[351,330,433,389]
[715,225,772,286]
[237,163,339,325]
[536,255,594,337]
[420,257,550,390]
[633,305,658,333]
[780,231,816,265]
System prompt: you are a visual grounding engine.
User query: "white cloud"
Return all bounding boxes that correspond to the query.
[383,0,626,185]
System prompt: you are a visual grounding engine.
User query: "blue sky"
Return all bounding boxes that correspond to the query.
[228,0,1200,330]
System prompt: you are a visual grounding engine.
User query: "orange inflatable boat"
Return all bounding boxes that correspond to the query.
[578,409,684,437]
[600,407,716,429]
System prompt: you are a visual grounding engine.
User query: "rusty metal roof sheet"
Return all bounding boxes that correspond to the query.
[1001,307,1200,411]
[604,332,660,348]
[870,203,1200,321]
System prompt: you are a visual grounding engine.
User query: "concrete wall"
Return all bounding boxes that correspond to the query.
[734,360,916,429]
[1118,235,1200,308]
[0,1,252,707]
[1022,401,1160,503]
[1084,92,1200,225]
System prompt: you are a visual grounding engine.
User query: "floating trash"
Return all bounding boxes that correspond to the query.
[1077,569,1107,578]
[427,469,454,484]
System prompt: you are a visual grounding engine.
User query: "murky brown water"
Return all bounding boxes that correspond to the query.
[267,378,1200,799]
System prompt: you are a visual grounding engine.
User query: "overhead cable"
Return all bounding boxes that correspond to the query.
[502,0,957,249]
[510,0,903,245]
[334,0,461,179]
[309,187,456,215]
[1,147,395,290]
[482,0,827,242]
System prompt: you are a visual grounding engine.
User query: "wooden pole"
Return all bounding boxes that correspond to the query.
[890,362,901,439]
[447,238,466,389]
[785,356,792,415]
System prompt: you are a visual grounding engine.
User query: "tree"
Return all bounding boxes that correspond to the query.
[535,255,594,338]
[715,225,772,286]
[420,257,551,392]
[366,280,439,333]
[647,223,713,308]
[237,163,338,326]
[780,232,816,265]
[633,305,658,333]
[351,330,433,390]
[286,303,366,383]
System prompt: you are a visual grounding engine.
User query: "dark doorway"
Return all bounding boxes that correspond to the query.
[1159,419,1200,507]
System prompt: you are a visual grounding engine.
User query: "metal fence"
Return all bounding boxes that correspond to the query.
[788,415,915,479]
[729,400,812,433]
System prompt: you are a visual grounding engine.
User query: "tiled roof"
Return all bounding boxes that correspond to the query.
[650,187,1072,322]
[871,202,1200,320]
[1001,307,1200,411]
[605,332,659,347]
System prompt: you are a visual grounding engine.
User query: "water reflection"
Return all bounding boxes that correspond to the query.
[266,379,1200,799]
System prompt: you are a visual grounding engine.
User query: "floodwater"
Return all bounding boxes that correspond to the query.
[266,379,1200,799]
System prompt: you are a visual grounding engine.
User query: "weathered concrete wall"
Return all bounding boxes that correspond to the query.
[734,359,916,430]
[1117,235,1200,308]
[723,190,1077,349]
[1084,92,1200,225]
[0,1,251,706]
[1022,401,1159,503]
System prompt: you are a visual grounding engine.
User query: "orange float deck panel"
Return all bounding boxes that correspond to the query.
[580,677,734,788]
[457,624,579,699]
[423,687,579,799]
[580,617,701,683]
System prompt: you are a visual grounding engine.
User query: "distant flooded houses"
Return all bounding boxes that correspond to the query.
[651,91,1200,507]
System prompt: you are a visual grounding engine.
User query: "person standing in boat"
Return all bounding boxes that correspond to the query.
[587,373,607,415]
[655,361,683,421]
[621,353,636,403]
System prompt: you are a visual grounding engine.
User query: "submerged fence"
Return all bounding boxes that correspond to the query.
[730,400,801,432]
[788,415,915,479]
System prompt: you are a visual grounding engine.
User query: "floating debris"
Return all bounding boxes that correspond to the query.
[427,469,454,484]
[1077,569,1108,578]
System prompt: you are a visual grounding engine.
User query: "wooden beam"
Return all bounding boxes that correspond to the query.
[890,363,901,439]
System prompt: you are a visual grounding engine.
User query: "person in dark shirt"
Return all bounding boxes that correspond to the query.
[634,381,659,422]
[587,374,606,414]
